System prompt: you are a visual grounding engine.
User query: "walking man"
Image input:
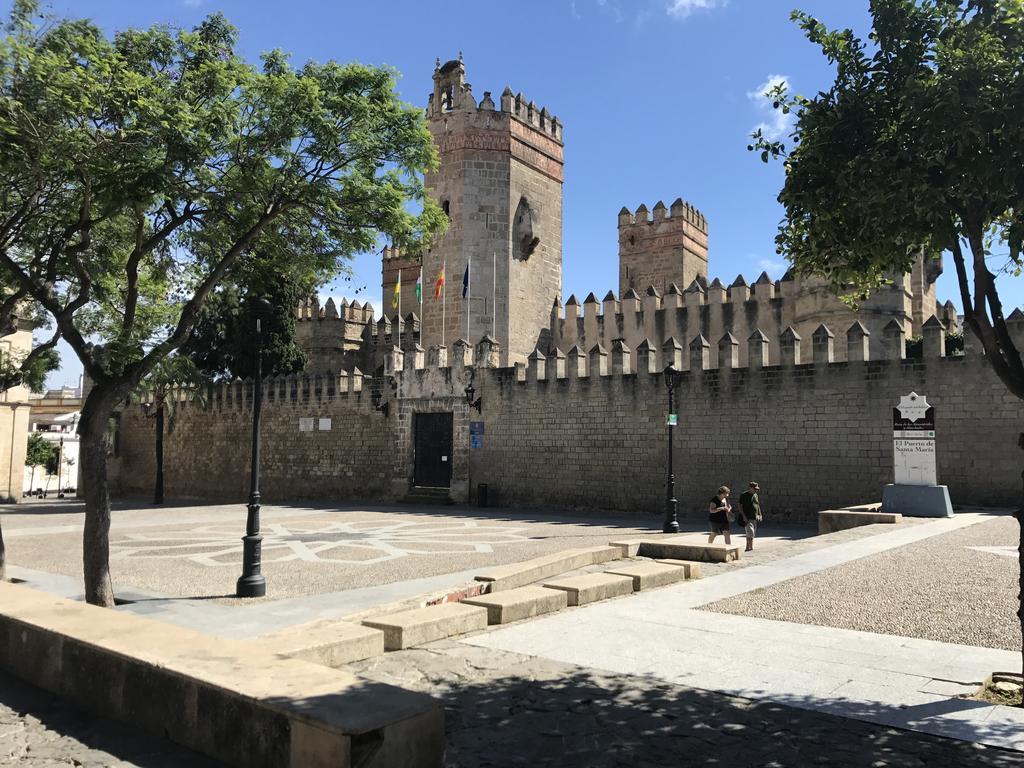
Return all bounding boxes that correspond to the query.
[738,481,762,552]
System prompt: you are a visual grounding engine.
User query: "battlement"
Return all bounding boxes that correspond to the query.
[294,295,375,324]
[618,198,707,233]
[553,274,960,369]
[426,55,563,143]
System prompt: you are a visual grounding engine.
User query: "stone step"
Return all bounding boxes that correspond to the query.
[819,509,902,534]
[605,561,689,591]
[257,620,385,667]
[402,486,454,506]
[653,559,703,579]
[362,602,489,651]
[632,538,740,563]
[474,545,623,592]
[463,585,569,625]
[608,539,644,558]
[541,573,634,606]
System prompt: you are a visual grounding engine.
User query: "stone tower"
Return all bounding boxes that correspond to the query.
[418,55,564,364]
[618,198,708,296]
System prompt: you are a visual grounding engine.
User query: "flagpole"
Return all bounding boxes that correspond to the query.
[441,257,446,348]
[418,266,423,344]
[397,268,402,350]
[466,253,471,345]
[492,251,497,339]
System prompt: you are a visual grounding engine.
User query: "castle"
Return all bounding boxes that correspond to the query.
[111,57,1020,520]
[300,56,959,377]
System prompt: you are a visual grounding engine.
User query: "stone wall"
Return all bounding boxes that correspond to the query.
[0,322,33,502]
[112,324,1024,523]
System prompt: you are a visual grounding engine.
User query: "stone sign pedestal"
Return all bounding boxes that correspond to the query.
[883,392,953,517]
[881,483,953,518]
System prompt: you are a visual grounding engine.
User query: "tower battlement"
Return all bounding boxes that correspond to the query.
[618,198,709,298]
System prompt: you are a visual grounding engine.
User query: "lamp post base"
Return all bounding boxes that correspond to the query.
[236,573,266,598]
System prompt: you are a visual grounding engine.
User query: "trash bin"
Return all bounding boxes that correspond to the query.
[477,483,488,508]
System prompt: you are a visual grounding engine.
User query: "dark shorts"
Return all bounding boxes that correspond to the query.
[710,521,730,535]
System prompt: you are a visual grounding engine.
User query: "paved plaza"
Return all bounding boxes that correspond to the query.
[2,499,1023,766]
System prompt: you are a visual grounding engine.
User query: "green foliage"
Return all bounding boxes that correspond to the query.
[751,0,1024,397]
[24,431,56,469]
[0,345,58,393]
[0,3,446,391]
[182,258,310,381]
[135,353,207,431]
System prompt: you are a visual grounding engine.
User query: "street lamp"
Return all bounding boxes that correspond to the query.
[663,365,680,534]
[236,297,275,598]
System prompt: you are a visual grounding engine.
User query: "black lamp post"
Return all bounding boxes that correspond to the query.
[464,383,481,413]
[663,365,680,534]
[236,297,275,598]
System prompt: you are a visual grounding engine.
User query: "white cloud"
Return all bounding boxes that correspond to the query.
[666,0,725,20]
[757,257,787,276]
[747,73,794,142]
[182,0,204,6]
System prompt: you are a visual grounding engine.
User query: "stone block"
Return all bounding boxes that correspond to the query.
[633,538,740,563]
[652,559,703,579]
[463,586,569,625]
[881,484,954,518]
[609,540,643,557]
[362,603,489,651]
[818,509,902,534]
[257,621,384,667]
[474,546,622,592]
[606,561,688,591]
[541,573,634,606]
[0,582,444,768]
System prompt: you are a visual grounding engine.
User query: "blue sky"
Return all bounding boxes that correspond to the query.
[18,0,1012,388]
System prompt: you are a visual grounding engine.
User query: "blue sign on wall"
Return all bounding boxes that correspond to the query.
[471,434,484,449]
[469,421,485,435]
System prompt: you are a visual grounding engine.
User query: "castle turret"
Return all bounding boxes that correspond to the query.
[618,197,708,298]
[417,54,564,364]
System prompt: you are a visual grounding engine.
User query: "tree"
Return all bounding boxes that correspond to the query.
[751,0,1024,698]
[0,3,445,605]
[182,263,310,381]
[0,343,58,393]
[136,354,207,504]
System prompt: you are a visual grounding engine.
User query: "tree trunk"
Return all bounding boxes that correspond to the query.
[154,405,164,505]
[79,384,124,607]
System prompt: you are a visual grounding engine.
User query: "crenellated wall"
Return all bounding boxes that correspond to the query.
[113,316,1023,521]
[548,272,961,369]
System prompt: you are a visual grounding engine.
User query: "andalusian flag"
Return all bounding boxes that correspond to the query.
[415,268,422,303]
[434,264,445,299]
[391,270,401,309]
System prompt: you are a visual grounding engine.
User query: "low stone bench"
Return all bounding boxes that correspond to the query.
[362,603,488,651]
[542,573,634,606]
[463,585,568,624]
[0,582,443,768]
[257,620,384,667]
[631,538,740,563]
[606,561,689,591]
[818,509,902,534]
[653,559,703,579]
[474,545,622,592]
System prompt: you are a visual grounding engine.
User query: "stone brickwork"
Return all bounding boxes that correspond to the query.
[418,56,563,365]
[0,320,32,502]
[618,200,709,298]
[113,319,1024,522]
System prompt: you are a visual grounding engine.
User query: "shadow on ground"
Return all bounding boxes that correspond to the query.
[338,647,1023,768]
[0,669,223,767]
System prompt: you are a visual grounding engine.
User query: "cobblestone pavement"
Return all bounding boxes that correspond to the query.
[0,670,222,767]
[349,639,1024,768]
[705,512,1021,650]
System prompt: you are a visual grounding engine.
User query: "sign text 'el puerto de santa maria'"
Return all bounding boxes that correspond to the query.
[892,392,937,486]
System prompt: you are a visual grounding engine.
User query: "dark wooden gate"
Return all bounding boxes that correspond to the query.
[413,412,453,488]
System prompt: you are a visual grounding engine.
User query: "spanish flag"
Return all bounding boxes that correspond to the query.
[391,270,401,309]
[434,264,445,299]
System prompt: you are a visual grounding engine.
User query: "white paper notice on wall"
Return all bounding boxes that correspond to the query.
[318,418,332,431]
[298,417,315,432]
[894,438,937,486]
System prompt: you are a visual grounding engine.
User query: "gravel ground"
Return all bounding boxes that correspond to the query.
[703,512,1022,651]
